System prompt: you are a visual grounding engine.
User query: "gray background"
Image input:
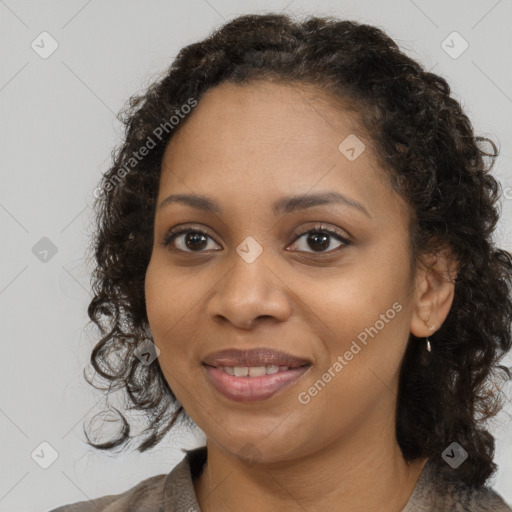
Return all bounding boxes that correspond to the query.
[1,0,511,510]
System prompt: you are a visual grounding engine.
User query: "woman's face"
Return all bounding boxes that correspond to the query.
[145,80,423,463]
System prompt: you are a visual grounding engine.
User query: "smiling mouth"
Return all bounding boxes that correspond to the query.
[203,363,311,377]
[202,363,312,402]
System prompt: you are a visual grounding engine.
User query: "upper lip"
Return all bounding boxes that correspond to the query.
[203,348,312,368]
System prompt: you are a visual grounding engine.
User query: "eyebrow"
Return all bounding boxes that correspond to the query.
[158,191,371,218]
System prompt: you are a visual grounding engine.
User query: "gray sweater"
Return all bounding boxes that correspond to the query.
[50,446,512,511]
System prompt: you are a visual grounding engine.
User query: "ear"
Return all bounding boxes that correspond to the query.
[410,246,458,337]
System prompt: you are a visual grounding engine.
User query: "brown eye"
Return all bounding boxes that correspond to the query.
[288,225,351,254]
[163,227,220,252]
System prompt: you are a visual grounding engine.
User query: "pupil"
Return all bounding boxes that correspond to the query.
[183,232,331,251]
[186,232,207,250]
[309,232,329,251]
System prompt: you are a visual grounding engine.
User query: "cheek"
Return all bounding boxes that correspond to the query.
[304,265,407,335]
[304,250,412,377]
[145,262,183,367]
[144,262,167,331]
[145,258,196,333]
[144,259,210,374]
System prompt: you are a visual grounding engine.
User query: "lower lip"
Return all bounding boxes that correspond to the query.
[203,364,311,402]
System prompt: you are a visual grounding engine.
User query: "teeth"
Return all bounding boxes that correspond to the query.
[220,365,291,377]
[248,366,267,377]
[234,366,248,377]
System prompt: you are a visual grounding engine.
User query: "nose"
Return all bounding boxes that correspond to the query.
[207,252,292,330]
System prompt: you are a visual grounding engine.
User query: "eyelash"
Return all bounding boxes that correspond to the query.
[162,223,351,254]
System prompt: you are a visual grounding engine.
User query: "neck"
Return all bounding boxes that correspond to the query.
[194,423,427,512]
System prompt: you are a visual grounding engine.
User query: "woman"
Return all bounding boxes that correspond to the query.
[52,12,512,512]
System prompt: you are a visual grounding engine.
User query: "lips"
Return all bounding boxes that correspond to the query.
[204,364,311,402]
[202,347,311,369]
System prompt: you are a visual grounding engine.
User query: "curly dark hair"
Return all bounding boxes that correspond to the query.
[84,12,512,488]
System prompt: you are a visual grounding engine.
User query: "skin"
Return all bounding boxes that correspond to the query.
[144,80,457,512]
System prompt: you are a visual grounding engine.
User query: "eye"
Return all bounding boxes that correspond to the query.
[163,225,220,252]
[162,223,351,254]
[288,223,351,254]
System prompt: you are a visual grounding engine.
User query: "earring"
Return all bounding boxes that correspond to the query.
[425,324,435,352]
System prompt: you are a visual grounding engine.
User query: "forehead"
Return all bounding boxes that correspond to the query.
[166,80,364,159]
[158,80,404,222]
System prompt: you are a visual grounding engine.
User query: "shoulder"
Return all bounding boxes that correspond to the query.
[440,478,512,512]
[48,472,167,512]
[406,459,512,512]
[48,446,206,512]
